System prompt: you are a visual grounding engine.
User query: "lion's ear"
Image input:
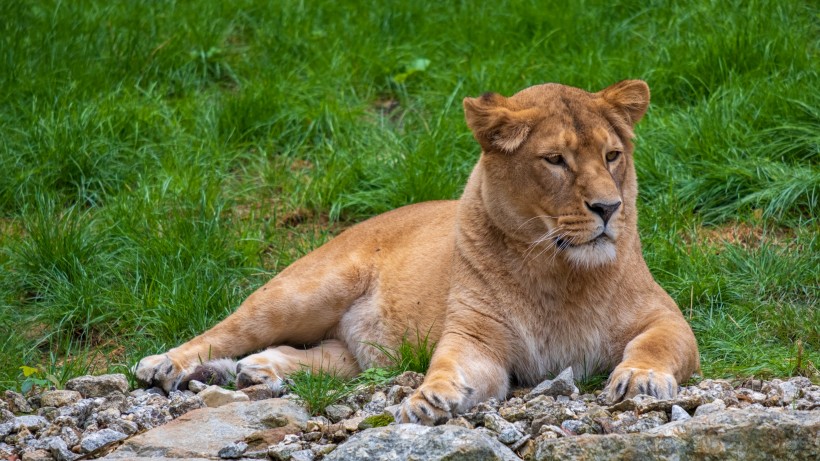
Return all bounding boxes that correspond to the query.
[463,94,536,153]
[599,80,650,125]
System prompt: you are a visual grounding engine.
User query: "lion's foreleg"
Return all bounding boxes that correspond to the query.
[603,312,700,403]
[399,322,510,425]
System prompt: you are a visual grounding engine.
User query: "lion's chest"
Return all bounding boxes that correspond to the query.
[509,300,616,386]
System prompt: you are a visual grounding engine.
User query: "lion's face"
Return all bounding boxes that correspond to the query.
[463,80,650,268]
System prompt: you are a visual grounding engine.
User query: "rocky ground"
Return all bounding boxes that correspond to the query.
[1,369,818,460]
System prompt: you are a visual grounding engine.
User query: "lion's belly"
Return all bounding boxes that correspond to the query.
[333,201,456,369]
[509,310,617,386]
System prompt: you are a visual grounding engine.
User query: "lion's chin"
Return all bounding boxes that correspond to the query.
[562,237,617,269]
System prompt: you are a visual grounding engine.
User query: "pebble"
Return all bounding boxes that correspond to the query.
[528,367,579,398]
[79,428,127,453]
[671,404,692,421]
[198,385,250,408]
[694,398,727,417]
[40,391,82,408]
[325,404,354,422]
[218,440,248,459]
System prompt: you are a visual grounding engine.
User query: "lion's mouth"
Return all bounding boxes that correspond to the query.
[555,233,610,249]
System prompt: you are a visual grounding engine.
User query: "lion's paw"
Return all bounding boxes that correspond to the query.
[134,354,189,393]
[603,366,677,404]
[398,380,468,425]
[235,356,285,394]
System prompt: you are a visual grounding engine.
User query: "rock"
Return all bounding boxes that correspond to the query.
[363,391,387,414]
[14,415,49,433]
[39,391,82,409]
[324,404,354,422]
[324,424,519,461]
[386,385,414,405]
[80,428,127,453]
[671,404,691,422]
[533,408,820,461]
[484,412,524,444]
[694,398,726,417]
[198,385,250,408]
[528,367,579,398]
[341,416,365,432]
[0,421,14,438]
[240,384,277,401]
[290,449,315,461]
[268,442,303,460]
[218,441,248,459]
[21,449,52,461]
[65,375,128,398]
[5,390,34,413]
[393,371,425,389]
[105,399,309,459]
[47,436,78,461]
[188,380,208,393]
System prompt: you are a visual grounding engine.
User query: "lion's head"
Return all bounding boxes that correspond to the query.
[463,80,650,268]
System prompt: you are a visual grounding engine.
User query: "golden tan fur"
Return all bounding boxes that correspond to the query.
[135,80,699,424]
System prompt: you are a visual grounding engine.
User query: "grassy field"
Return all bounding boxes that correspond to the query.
[1,0,817,391]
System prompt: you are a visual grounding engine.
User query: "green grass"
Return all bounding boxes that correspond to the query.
[1,0,818,392]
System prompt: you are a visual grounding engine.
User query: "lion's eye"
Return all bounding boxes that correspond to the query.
[606,151,622,162]
[543,155,565,166]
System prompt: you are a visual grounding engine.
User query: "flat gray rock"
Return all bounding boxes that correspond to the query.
[65,374,129,398]
[104,399,309,459]
[324,423,519,461]
[533,408,820,461]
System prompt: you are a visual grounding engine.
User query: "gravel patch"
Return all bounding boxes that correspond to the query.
[1,371,818,459]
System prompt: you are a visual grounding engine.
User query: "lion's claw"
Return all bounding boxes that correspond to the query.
[603,366,677,404]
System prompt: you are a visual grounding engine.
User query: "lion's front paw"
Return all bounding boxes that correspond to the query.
[603,366,677,404]
[134,354,189,393]
[398,379,468,425]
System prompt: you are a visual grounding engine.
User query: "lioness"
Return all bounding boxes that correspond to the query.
[136,80,699,424]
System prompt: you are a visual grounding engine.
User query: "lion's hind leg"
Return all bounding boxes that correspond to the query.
[234,339,360,392]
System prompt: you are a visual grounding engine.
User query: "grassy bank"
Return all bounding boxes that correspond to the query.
[1,0,817,391]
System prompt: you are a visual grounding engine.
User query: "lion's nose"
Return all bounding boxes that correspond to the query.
[586,201,621,225]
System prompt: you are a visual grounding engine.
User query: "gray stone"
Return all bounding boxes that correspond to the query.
[80,428,128,453]
[218,441,248,459]
[0,421,14,437]
[529,367,579,398]
[290,449,315,461]
[324,424,519,461]
[105,399,309,459]
[694,398,726,417]
[268,442,303,461]
[47,436,78,461]
[40,391,82,408]
[198,386,250,408]
[671,404,691,422]
[362,391,387,414]
[5,390,33,413]
[65,375,128,398]
[484,413,524,444]
[533,408,820,461]
[14,415,49,432]
[324,404,354,422]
